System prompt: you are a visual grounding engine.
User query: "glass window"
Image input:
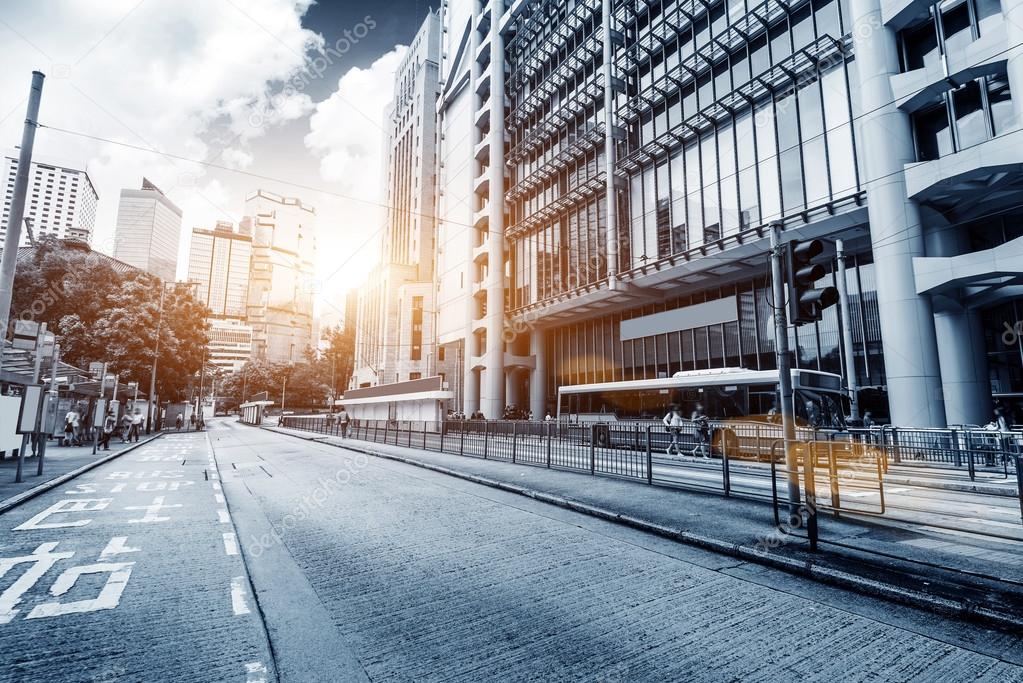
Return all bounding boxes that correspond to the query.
[755,101,781,223]
[952,80,987,149]
[821,62,857,196]
[913,101,952,161]
[643,164,657,260]
[670,151,687,252]
[799,80,828,207]
[685,141,703,244]
[813,0,841,38]
[770,21,792,62]
[702,131,720,241]
[791,5,814,51]
[940,0,973,55]
[736,110,760,227]
[901,21,939,72]
[975,0,1002,36]
[718,122,740,235]
[750,35,769,79]
[987,74,1013,136]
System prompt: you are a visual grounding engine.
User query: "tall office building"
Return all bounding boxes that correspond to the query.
[113,178,182,282]
[353,11,442,388]
[187,220,254,373]
[244,190,317,364]
[427,0,1023,426]
[1,152,99,244]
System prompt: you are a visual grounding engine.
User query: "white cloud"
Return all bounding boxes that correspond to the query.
[304,45,407,294]
[0,0,321,276]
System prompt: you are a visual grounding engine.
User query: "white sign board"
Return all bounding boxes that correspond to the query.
[17,385,45,434]
[89,362,105,379]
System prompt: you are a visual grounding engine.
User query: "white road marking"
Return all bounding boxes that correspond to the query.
[111,483,126,493]
[14,499,113,531]
[0,543,75,624]
[245,662,268,683]
[211,482,222,491]
[230,576,251,615]
[222,532,239,556]
[26,562,135,619]
[99,537,140,559]
[217,509,230,524]
[125,497,183,524]
[214,494,224,504]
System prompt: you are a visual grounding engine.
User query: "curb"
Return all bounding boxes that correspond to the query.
[885,476,1019,498]
[264,425,1023,634]
[0,433,165,515]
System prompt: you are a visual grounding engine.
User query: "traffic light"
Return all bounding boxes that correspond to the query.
[785,239,838,326]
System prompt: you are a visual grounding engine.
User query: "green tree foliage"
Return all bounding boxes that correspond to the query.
[10,238,209,401]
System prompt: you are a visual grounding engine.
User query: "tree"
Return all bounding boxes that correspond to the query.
[10,238,210,401]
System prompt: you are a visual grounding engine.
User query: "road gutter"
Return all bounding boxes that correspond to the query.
[0,433,164,514]
[263,425,1023,634]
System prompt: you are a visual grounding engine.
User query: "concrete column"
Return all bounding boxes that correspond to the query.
[1002,0,1023,128]
[924,220,992,425]
[505,369,522,409]
[601,0,619,287]
[529,328,547,418]
[463,1,484,416]
[482,0,507,419]
[849,0,946,426]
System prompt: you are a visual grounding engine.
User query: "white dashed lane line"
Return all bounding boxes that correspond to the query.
[217,509,231,524]
[231,576,252,616]
[222,532,239,556]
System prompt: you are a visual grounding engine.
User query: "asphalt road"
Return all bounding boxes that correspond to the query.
[1,419,1021,682]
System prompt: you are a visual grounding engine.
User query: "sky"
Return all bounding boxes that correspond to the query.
[0,0,434,315]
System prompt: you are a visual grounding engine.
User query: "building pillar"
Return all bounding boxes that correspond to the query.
[849,0,946,426]
[924,220,993,425]
[1002,0,1023,128]
[481,0,507,419]
[463,1,485,417]
[601,0,620,287]
[529,328,547,419]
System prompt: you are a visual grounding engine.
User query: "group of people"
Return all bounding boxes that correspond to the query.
[325,408,351,437]
[173,412,205,432]
[662,403,711,458]
[96,408,146,451]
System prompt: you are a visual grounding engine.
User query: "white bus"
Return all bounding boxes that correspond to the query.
[557,367,848,429]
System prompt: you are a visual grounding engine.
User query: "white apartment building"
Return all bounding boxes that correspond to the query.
[113,178,182,282]
[207,317,254,374]
[244,190,317,364]
[1,152,98,245]
[188,221,253,319]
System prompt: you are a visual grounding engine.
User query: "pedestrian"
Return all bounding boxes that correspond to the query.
[175,413,183,431]
[189,412,197,431]
[544,412,553,422]
[994,406,1011,432]
[64,406,81,446]
[805,400,822,429]
[662,405,684,457]
[690,403,711,458]
[338,407,350,438]
[128,408,144,443]
[119,412,132,443]
[862,411,876,428]
[99,410,117,451]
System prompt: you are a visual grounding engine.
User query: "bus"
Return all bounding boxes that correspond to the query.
[556,367,849,455]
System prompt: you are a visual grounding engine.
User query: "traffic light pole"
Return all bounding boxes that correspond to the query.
[769,224,801,517]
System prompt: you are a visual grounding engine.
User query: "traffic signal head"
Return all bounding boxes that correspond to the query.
[785,239,839,326]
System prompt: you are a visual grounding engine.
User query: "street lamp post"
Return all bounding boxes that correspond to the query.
[147,286,166,434]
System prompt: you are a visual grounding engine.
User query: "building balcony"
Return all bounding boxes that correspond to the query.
[914,235,1023,308]
[881,0,932,30]
[504,353,536,371]
[473,206,489,230]
[893,24,1007,113]
[905,128,1023,203]
[472,280,487,299]
[474,137,491,163]
[476,69,491,97]
[475,31,492,66]
[469,354,486,371]
[472,239,489,265]
[473,172,490,196]
[474,103,490,129]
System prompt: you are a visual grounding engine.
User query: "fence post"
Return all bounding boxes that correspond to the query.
[483,420,489,459]
[511,421,517,464]
[721,429,731,496]
[589,424,596,475]
[804,442,818,551]
[459,420,465,456]
[1015,454,1022,526]
[891,427,901,465]
[829,441,841,514]
[645,426,653,485]
[966,431,976,481]
[423,420,427,450]
[439,421,445,452]
[408,421,413,448]
[952,428,962,467]
[545,422,552,468]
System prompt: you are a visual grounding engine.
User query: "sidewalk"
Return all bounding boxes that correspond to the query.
[0,432,162,512]
[267,425,1023,632]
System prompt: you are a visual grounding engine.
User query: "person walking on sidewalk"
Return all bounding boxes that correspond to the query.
[690,403,711,458]
[663,405,685,457]
[189,412,197,431]
[175,413,183,431]
[338,407,350,438]
[99,410,117,451]
[127,408,144,443]
[64,406,82,447]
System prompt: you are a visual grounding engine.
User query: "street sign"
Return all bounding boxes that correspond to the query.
[16,384,45,434]
[12,320,39,350]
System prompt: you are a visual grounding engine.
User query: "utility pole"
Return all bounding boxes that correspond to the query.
[769,224,801,517]
[38,342,59,476]
[836,239,860,420]
[0,71,45,343]
[280,375,287,417]
[147,286,166,434]
[92,363,108,456]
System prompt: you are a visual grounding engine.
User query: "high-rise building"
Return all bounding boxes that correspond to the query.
[187,220,255,373]
[426,0,1023,427]
[244,190,317,364]
[188,221,252,319]
[1,152,98,245]
[353,11,442,388]
[113,178,182,282]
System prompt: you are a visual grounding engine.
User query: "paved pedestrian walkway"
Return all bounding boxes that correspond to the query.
[267,424,1023,631]
[0,434,160,509]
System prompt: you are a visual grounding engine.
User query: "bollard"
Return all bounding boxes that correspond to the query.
[645,426,653,485]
